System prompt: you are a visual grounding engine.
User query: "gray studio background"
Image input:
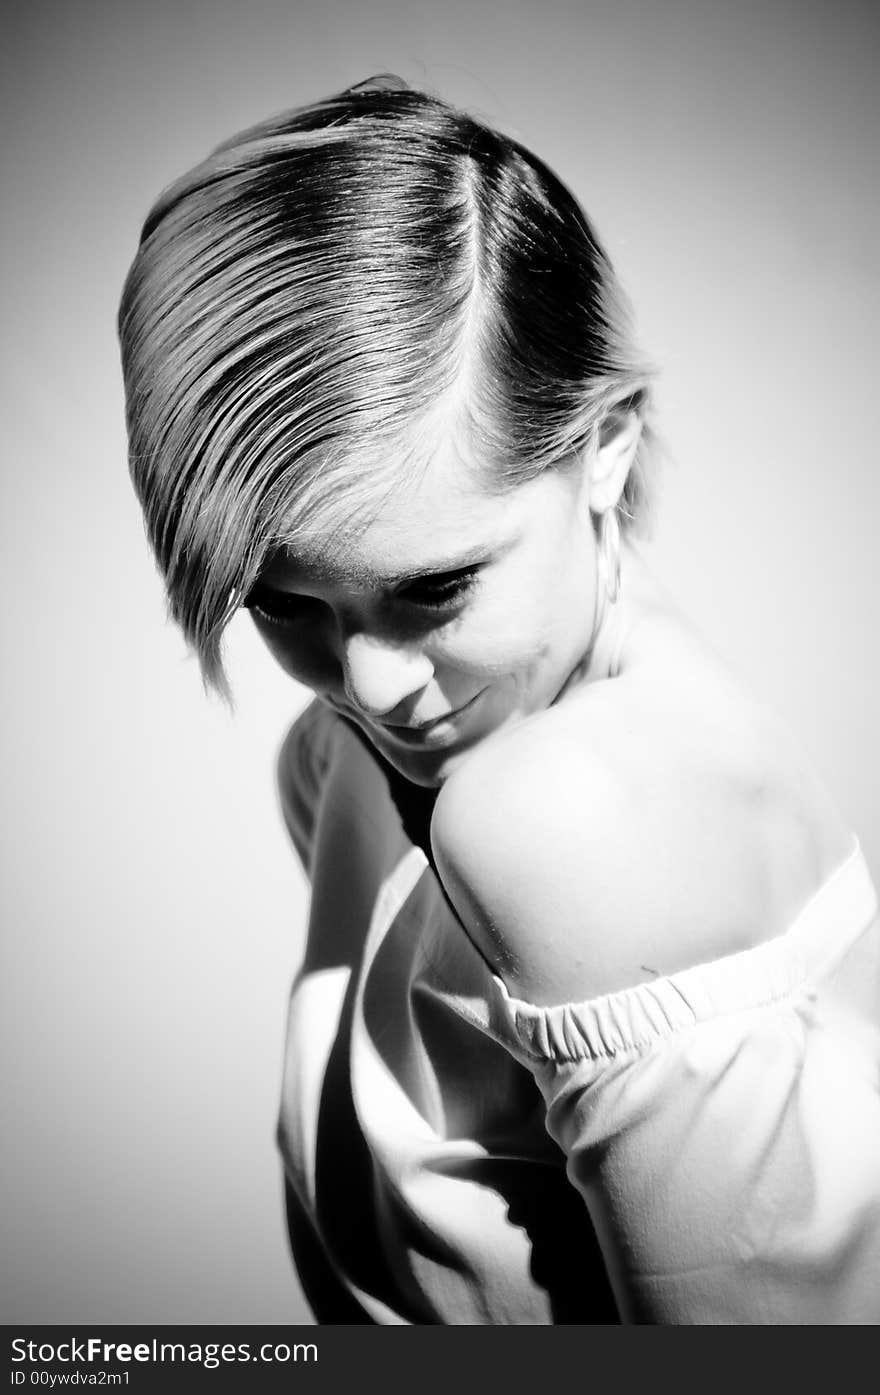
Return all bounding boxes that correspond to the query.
[2,0,878,1323]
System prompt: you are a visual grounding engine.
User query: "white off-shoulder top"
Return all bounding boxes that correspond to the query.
[276,699,880,1324]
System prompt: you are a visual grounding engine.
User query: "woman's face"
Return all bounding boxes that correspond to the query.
[249,439,601,786]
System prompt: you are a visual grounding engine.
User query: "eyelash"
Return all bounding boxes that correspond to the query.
[245,570,479,626]
[400,570,478,610]
[246,593,309,627]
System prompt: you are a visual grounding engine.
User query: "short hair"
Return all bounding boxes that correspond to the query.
[118,76,657,698]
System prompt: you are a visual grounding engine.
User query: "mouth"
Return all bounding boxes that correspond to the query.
[377,690,486,745]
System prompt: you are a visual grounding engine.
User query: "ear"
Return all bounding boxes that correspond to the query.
[588,407,642,514]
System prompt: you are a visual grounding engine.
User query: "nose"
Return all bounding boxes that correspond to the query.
[340,630,434,720]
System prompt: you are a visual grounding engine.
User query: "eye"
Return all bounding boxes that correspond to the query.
[244,585,315,626]
[399,568,479,611]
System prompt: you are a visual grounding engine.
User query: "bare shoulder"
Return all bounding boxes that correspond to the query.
[431,698,626,998]
[431,627,852,1007]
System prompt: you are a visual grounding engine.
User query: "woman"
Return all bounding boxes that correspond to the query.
[118,79,880,1324]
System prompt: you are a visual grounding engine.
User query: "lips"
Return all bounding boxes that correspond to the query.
[384,711,456,734]
[376,686,488,742]
[381,690,484,734]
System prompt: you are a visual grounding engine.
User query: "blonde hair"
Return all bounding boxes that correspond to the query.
[119,78,656,697]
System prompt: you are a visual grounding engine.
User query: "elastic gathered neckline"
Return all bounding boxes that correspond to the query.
[487,839,878,1064]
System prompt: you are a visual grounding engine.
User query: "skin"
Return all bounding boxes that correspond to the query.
[250,407,852,1003]
[244,394,874,1327]
[249,410,642,788]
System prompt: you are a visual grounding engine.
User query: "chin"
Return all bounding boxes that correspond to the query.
[372,734,488,788]
[378,746,462,788]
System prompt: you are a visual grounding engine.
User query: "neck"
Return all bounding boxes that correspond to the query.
[555,540,668,703]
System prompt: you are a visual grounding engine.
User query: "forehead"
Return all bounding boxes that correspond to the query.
[264,435,529,587]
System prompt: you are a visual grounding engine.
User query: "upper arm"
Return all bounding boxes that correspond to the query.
[430,721,648,1006]
[276,699,337,874]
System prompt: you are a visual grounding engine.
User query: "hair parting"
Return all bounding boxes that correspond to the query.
[119,76,658,699]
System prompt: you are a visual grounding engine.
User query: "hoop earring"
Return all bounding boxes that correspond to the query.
[597,507,621,606]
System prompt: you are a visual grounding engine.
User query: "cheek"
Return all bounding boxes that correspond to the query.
[502,542,593,661]
[435,579,579,679]
[253,618,339,687]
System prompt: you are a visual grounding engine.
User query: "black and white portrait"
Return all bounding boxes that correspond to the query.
[3,0,879,1331]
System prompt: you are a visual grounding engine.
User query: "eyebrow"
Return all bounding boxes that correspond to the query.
[261,533,519,592]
